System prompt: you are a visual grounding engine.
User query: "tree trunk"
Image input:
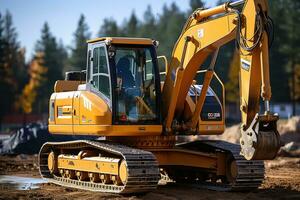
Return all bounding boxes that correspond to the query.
[292,61,296,116]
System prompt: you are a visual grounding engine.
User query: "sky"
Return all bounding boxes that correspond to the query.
[0,0,218,61]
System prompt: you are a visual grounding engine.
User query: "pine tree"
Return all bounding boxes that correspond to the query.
[212,0,236,83]
[69,14,91,71]
[283,0,300,114]
[156,3,186,58]
[293,64,300,102]
[268,0,291,103]
[98,18,120,37]
[2,10,27,92]
[189,0,205,12]
[0,11,27,124]
[0,13,4,64]
[34,22,64,113]
[0,12,13,126]
[139,5,156,39]
[225,50,240,104]
[57,39,68,75]
[125,11,139,37]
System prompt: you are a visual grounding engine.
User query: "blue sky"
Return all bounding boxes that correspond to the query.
[0,0,218,61]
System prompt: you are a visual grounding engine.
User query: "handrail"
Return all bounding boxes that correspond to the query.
[157,55,168,74]
[146,55,168,74]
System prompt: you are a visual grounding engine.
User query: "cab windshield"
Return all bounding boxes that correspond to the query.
[113,45,160,123]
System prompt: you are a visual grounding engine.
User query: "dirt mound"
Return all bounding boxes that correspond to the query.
[278,116,300,144]
[207,116,300,142]
[276,116,300,156]
[278,116,300,133]
[208,124,241,144]
[191,116,300,157]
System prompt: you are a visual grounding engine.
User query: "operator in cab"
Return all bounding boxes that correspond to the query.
[116,56,139,121]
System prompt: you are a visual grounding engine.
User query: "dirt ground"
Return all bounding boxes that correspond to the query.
[0,155,300,200]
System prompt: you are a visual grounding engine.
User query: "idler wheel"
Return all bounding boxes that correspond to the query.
[119,160,128,185]
[47,151,58,174]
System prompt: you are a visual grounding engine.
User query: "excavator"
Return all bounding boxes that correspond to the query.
[39,0,281,193]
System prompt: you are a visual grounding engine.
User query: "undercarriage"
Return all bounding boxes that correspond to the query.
[39,138,264,193]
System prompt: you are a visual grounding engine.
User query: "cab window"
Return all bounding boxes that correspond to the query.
[92,46,111,98]
[114,46,159,123]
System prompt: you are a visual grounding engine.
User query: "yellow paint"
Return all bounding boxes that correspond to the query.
[87,37,153,45]
[152,148,219,171]
[49,85,162,136]
[50,124,162,136]
[58,154,120,175]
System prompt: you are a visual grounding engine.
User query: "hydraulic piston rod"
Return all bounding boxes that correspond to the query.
[193,0,245,21]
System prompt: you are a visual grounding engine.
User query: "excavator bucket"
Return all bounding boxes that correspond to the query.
[240,114,281,160]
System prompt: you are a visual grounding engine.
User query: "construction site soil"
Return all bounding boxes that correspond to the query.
[0,117,299,199]
[0,155,299,200]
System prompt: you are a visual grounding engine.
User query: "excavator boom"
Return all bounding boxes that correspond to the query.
[162,0,280,160]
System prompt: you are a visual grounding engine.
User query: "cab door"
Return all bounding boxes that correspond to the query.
[77,42,112,127]
[89,42,112,108]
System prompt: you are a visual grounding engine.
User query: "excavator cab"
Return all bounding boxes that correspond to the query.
[86,38,162,125]
[48,37,163,136]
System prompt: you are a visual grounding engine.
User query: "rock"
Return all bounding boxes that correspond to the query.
[282,142,298,152]
[278,141,300,157]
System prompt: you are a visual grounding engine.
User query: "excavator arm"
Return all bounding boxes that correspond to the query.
[162,0,281,160]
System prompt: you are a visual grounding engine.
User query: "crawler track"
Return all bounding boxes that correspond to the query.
[178,140,265,191]
[39,140,160,194]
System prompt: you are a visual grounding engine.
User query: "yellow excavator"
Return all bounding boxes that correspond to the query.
[39,0,281,193]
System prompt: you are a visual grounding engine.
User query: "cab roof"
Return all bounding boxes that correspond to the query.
[87,37,153,45]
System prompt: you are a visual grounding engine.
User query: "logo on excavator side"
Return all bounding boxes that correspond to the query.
[241,59,251,71]
[207,112,220,119]
[83,96,92,111]
[198,29,204,38]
